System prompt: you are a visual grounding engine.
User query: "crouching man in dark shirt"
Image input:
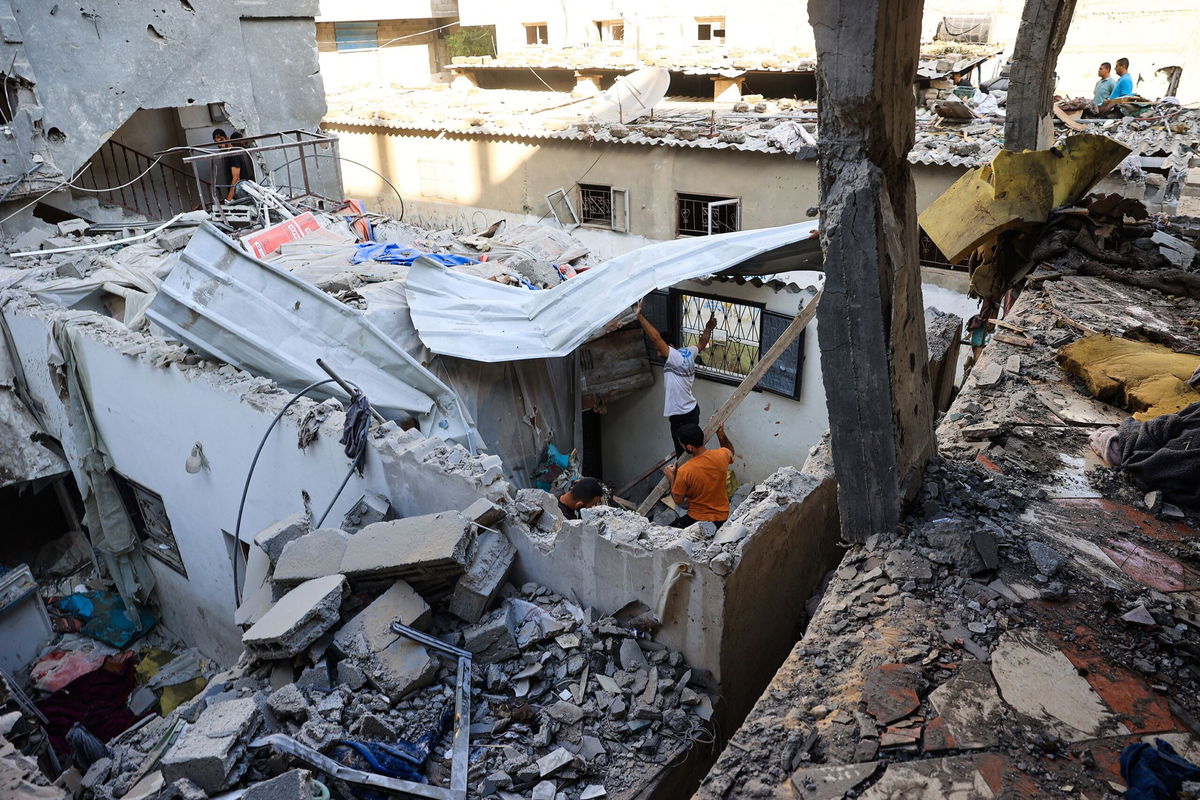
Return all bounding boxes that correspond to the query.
[212,128,255,203]
[554,477,605,520]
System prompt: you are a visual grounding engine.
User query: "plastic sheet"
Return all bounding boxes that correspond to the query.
[352,243,476,267]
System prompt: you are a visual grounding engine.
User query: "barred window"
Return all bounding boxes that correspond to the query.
[579,184,612,226]
[677,193,740,237]
[641,289,805,399]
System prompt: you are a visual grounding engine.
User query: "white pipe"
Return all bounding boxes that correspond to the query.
[10,213,185,258]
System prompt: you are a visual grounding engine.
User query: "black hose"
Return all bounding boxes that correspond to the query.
[231,378,364,607]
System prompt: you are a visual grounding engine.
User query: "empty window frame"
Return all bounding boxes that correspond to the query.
[334,21,378,52]
[640,289,805,398]
[676,193,740,237]
[546,188,580,227]
[696,17,726,43]
[112,473,187,576]
[578,183,629,231]
[596,20,625,42]
[525,23,549,45]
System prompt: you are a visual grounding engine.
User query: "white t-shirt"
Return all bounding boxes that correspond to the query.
[663,346,699,417]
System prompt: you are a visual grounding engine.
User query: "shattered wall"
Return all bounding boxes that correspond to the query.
[0,0,327,205]
[502,466,843,727]
[1,293,507,663]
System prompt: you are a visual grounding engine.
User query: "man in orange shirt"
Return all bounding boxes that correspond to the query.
[662,423,735,528]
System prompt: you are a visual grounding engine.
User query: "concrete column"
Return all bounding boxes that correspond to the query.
[1005,0,1078,152]
[712,75,746,103]
[808,0,935,541]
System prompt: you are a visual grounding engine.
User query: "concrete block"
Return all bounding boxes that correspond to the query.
[243,575,347,659]
[160,697,260,793]
[332,580,436,700]
[242,769,313,800]
[449,530,515,623]
[463,498,507,528]
[254,513,311,565]
[266,684,309,721]
[273,529,351,585]
[42,236,76,250]
[56,218,90,236]
[11,226,50,252]
[156,228,192,252]
[341,493,391,533]
[462,609,519,662]
[339,512,473,583]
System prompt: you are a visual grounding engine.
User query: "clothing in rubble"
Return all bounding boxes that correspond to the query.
[1113,400,1200,507]
[1120,738,1200,800]
[671,446,734,524]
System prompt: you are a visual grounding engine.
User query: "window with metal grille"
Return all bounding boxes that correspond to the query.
[640,289,804,399]
[525,23,549,45]
[677,193,740,237]
[579,184,613,226]
[918,228,966,271]
[112,473,187,577]
[334,21,378,52]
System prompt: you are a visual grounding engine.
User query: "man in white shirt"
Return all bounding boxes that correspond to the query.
[637,308,718,456]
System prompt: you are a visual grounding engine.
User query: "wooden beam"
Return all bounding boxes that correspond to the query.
[636,290,822,516]
[810,0,935,540]
[1005,0,1079,151]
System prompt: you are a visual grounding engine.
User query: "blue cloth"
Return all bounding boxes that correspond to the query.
[1120,739,1200,800]
[1111,72,1134,99]
[350,243,477,267]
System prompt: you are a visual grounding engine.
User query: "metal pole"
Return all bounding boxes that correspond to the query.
[315,358,387,424]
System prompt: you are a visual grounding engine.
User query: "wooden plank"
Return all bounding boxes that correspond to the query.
[636,289,823,516]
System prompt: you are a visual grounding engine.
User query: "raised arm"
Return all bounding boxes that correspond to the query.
[696,314,717,351]
[638,312,671,359]
[716,423,734,456]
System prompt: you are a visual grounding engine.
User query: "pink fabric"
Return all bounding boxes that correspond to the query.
[1088,427,1122,467]
[31,649,111,692]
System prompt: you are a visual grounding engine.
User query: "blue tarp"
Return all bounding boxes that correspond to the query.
[351,243,477,267]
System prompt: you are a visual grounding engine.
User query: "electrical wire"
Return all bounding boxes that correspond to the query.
[231,377,365,607]
[269,153,405,220]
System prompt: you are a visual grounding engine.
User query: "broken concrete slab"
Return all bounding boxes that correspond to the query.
[790,762,880,798]
[56,218,90,236]
[462,609,520,662]
[990,628,1128,742]
[272,528,351,584]
[449,529,515,623]
[332,580,436,700]
[160,697,260,793]
[1152,230,1197,268]
[339,512,473,589]
[926,661,1001,750]
[156,228,192,253]
[243,575,347,659]
[882,549,933,582]
[242,769,313,800]
[254,513,310,565]
[858,754,997,799]
[463,497,507,528]
[266,684,309,721]
[536,747,575,776]
[863,663,922,724]
[973,360,1004,388]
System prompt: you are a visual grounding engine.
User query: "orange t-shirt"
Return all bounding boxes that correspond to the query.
[672,447,733,522]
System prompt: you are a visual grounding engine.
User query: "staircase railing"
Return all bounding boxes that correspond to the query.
[75,139,210,220]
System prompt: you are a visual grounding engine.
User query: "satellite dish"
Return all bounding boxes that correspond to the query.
[591,67,670,124]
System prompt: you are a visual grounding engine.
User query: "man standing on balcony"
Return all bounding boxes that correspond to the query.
[212,129,255,203]
[638,306,717,457]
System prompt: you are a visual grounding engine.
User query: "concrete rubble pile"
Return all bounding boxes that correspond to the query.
[698,246,1200,797]
[79,498,718,800]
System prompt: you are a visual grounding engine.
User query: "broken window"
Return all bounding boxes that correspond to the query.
[545,188,580,227]
[696,17,726,43]
[525,23,549,46]
[677,193,740,237]
[578,183,629,230]
[334,21,378,51]
[642,290,804,398]
[112,473,187,577]
[595,20,625,42]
